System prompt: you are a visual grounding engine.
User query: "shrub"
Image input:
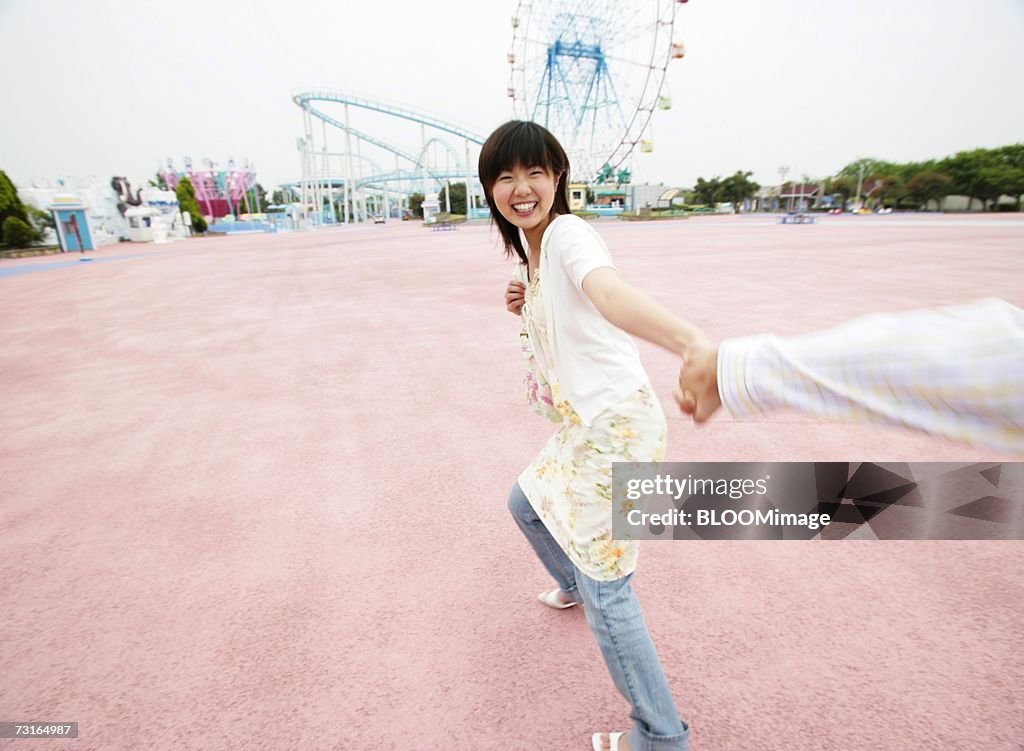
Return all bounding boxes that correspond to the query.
[28,206,53,240]
[0,170,30,230]
[174,177,207,233]
[3,216,35,248]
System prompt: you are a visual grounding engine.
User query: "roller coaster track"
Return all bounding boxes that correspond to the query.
[297,105,449,185]
[292,88,487,219]
[282,169,471,195]
[292,88,486,145]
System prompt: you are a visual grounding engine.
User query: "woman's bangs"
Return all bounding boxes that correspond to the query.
[503,124,556,173]
[481,121,561,187]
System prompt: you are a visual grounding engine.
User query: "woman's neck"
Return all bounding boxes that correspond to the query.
[523,212,556,256]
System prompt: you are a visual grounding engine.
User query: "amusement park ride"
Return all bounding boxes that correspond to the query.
[292,90,486,225]
[159,158,260,220]
[508,0,688,184]
[291,0,690,225]
[17,2,692,246]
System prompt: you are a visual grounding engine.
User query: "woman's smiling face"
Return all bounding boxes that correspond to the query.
[491,164,560,238]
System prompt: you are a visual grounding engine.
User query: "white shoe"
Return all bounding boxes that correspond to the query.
[592,731,625,750]
[537,588,579,610]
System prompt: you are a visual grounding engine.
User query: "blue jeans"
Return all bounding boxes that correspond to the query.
[508,482,690,751]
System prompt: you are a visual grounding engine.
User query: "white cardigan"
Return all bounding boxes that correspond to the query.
[517,214,650,426]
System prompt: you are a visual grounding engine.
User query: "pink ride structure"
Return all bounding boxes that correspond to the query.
[160,157,259,220]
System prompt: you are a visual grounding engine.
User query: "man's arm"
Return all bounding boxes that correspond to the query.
[677,298,1024,454]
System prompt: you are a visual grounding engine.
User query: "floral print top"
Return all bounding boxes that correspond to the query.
[518,263,667,581]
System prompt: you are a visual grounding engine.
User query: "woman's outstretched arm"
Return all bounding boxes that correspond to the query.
[581,267,708,359]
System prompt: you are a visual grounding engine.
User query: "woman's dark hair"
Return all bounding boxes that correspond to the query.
[478,120,571,264]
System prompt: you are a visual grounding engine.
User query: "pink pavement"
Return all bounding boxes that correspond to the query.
[1,215,1022,751]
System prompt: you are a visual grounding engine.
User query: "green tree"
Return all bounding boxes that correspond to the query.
[941,149,1005,210]
[28,205,53,240]
[994,144,1024,210]
[719,171,759,212]
[825,176,855,210]
[824,145,1024,212]
[940,151,975,208]
[972,146,1024,210]
[839,158,889,206]
[0,169,31,245]
[3,216,35,248]
[979,164,1019,210]
[692,176,723,206]
[238,182,268,214]
[148,172,169,190]
[1006,173,1024,211]
[894,160,933,197]
[906,171,954,210]
[254,183,268,212]
[437,182,467,215]
[174,176,207,233]
[271,188,296,206]
[839,158,886,181]
[408,192,425,218]
[873,176,906,209]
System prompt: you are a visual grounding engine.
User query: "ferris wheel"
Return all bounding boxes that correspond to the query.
[507,0,686,183]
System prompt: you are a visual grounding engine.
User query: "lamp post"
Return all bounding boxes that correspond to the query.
[778,165,790,213]
[854,161,868,211]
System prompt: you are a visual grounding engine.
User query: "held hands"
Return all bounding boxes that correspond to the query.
[503,277,722,424]
[506,279,526,315]
[675,337,722,423]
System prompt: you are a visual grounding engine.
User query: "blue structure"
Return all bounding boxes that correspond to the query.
[508,0,682,182]
[291,89,489,224]
[50,197,94,252]
[536,39,618,132]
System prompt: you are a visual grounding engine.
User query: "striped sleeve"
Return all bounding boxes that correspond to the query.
[717,298,1024,455]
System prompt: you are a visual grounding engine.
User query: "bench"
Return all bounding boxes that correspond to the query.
[777,213,818,225]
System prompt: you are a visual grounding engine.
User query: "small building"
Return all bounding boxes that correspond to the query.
[594,187,627,209]
[779,182,822,212]
[49,193,95,252]
[568,183,588,212]
[630,183,671,211]
[753,185,779,212]
[421,192,441,223]
[124,205,161,242]
[655,188,687,209]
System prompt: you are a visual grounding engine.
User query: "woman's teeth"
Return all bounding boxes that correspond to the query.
[513,202,538,215]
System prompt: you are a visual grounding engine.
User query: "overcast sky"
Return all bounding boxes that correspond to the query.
[1,0,1022,192]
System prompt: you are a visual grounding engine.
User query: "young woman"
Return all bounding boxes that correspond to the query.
[480,120,706,751]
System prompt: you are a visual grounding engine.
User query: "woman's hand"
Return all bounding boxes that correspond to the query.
[506,279,526,315]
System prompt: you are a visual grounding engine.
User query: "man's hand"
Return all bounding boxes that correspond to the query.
[506,279,526,315]
[675,338,722,423]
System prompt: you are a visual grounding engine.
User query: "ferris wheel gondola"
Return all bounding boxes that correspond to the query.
[507,0,687,182]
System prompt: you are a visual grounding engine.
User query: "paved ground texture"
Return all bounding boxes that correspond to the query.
[2,214,1022,751]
